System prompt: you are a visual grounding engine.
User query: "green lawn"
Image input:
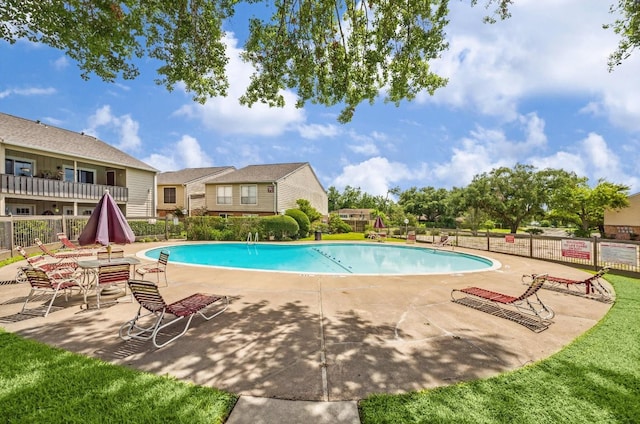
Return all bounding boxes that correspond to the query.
[358,274,640,423]
[0,331,237,423]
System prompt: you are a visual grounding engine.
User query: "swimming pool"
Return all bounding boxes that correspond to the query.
[141,242,499,275]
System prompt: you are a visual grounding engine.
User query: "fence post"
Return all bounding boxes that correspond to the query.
[529,233,534,258]
[10,214,15,258]
[593,236,599,271]
[486,230,490,251]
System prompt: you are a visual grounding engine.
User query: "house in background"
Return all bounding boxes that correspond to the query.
[336,208,374,232]
[0,112,158,217]
[604,192,640,239]
[157,167,235,217]
[205,162,328,217]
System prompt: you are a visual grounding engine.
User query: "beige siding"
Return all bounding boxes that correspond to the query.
[277,166,328,215]
[125,169,156,217]
[604,194,640,226]
[157,184,187,211]
[206,183,277,215]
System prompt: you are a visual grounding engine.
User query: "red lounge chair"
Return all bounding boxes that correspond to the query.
[523,266,613,302]
[119,280,228,348]
[20,267,83,317]
[451,274,554,331]
[35,237,93,259]
[15,246,78,282]
[57,232,98,251]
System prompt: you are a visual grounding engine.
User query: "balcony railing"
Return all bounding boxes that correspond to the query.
[0,174,128,201]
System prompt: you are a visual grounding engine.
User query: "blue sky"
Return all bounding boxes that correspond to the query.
[1,0,639,197]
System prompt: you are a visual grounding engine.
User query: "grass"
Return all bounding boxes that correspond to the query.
[358,274,640,423]
[0,331,237,423]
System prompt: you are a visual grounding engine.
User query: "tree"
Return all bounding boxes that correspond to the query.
[547,177,630,237]
[4,2,635,122]
[327,213,352,233]
[468,164,551,233]
[447,185,489,234]
[296,199,322,223]
[398,186,449,225]
[605,0,640,70]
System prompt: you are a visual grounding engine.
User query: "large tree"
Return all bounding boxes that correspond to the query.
[547,177,630,237]
[398,186,450,224]
[2,1,637,122]
[467,164,552,233]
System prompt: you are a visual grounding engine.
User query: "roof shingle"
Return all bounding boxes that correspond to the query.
[0,112,157,172]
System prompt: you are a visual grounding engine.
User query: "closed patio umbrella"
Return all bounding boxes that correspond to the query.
[78,190,135,258]
[373,216,385,230]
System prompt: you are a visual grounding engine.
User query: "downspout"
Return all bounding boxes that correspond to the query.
[273,181,277,215]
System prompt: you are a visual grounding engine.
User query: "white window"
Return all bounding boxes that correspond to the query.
[217,186,232,205]
[241,185,257,205]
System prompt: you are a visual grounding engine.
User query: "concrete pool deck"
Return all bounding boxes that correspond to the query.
[0,241,613,423]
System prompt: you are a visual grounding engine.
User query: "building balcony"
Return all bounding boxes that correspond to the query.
[0,174,128,202]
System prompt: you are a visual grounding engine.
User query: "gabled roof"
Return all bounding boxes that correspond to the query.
[209,162,311,184]
[0,112,157,172]
[157,167,235,185]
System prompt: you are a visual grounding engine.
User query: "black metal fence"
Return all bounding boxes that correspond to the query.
[415,229,640,275]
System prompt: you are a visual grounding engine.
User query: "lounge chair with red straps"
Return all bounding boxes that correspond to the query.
[57,232,99,252]
[35,237,93,259]
[522,266,613,302]
[119,279,228,348]
[15,246,78,283]
[451,274,554,332]
[20,267,84,317]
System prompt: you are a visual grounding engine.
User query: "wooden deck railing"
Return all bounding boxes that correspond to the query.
[0,174,128,201]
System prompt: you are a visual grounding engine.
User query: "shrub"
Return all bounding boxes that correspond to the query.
[286,209,311,238]
[261,215,299,240]
[327,213,352,234]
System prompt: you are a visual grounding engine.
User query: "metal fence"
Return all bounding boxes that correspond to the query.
[0,215,183,260]
[416,229,640,275]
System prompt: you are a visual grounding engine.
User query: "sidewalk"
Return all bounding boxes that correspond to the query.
[0,242,612,423]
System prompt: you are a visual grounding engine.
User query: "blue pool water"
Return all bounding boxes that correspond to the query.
[142,243,498,275]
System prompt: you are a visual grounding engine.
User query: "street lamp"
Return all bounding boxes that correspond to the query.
[404,218,409,235]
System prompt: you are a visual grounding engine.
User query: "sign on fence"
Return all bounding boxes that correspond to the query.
[505,234,515,243]
[600,242,638,266]
[561,239,591,259]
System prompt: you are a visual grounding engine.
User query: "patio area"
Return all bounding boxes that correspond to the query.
[0,242,612,402]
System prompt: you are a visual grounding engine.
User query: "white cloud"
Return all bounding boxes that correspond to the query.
[0,87,56,98]
[175,34,305,136]
[52,56,69,70]
[419,0,640,131]
[141,153,178,172]
[297,123,341,139]
[84,105,142,152]
[348,142,379,156]
[141,135,213,172]
[331,157,418,197]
